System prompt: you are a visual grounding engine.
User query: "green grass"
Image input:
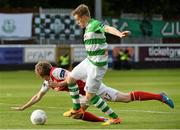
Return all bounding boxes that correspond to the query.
[0,69,180,129]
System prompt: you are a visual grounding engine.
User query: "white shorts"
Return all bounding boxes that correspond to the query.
[70,58,107,93]
[79,83,119,105]
[98,83,119,102]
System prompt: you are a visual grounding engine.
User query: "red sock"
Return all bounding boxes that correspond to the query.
[82,111,104,122]
[130,91,162,101]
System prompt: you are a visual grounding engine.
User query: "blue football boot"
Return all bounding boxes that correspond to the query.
[160,92,174,108]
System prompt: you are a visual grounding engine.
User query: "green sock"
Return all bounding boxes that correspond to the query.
[90,95,118,119]
[68,83,80,110]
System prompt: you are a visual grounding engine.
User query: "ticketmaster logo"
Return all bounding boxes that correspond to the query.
[149,47,180,58]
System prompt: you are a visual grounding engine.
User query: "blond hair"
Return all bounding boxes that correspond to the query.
[35,61,52,77]
[72,4,90,17]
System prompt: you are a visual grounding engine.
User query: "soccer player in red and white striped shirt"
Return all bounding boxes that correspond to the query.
[11,61,174,123]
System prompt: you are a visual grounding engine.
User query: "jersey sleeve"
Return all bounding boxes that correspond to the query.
[87,19,105,33]
[94,20,105,33]
[51,68,68,80]
[40,80,49,93]
[98,22,105,32]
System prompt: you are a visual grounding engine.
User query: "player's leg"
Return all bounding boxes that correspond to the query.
[129,91,162,101]
[85,65,121,125]
[67,78,80,109]
[64,110,106,122]
[99,83,131,103]
[66,59,88,115]
[80,95,106,122]
[129,91,174,108]
[114,90,174,108]
[88,92,121,125]
[99,83,163,103]
[74,105,106,122]
[63,97,106,122]
[66,76,84,117]
[81,111,106,122]
[99,83,174,108]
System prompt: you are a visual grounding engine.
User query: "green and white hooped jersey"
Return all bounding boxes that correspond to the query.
[84,19,108,67]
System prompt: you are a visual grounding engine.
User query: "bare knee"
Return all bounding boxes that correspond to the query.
[115,92,131,103]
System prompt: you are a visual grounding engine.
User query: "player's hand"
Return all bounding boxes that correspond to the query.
[11,106,24,111]
[120,31,131,38]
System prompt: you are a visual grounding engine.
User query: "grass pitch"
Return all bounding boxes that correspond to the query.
[0,69,180,129]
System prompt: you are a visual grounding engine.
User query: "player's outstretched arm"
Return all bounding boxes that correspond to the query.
[48,80,68,89]
[11,91,46,111]
[104,25,130,38]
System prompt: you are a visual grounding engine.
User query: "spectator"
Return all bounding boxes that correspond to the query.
[119,48,131,70]
[58,53,70,70]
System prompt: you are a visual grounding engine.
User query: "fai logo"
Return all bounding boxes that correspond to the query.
[2,19,16,33]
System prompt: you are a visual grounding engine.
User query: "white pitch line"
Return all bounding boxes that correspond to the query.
[0,102,178,114]
[0,128,180,130]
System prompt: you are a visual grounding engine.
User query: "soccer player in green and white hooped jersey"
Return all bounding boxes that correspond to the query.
[66,4,130,125]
